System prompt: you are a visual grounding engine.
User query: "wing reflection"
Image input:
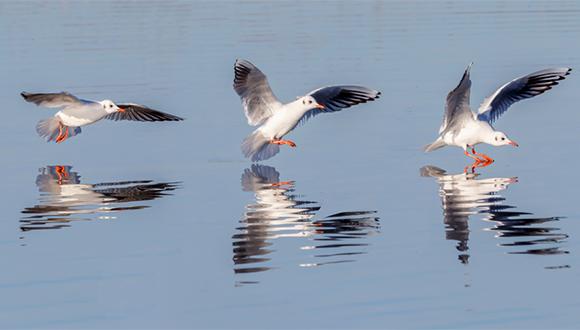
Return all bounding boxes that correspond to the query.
[233,165,379,281]
[421,165,568,265]
[21,165,180,231]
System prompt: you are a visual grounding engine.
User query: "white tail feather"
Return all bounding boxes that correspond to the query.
[242,131,280,162]
[424,138,446,152]
[36,118,81,143]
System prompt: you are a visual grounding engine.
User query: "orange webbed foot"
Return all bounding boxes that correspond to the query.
[270,139,297,147]
[271,180,294,187]
[477,153,494,164]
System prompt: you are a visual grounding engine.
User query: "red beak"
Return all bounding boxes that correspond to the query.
[508,140,519,147]
[315,103,325,110]
[118,107,126,113]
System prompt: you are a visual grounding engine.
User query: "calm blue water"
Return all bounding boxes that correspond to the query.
[1,1,579,328]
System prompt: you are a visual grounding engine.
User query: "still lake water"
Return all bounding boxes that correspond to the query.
[1,1,579,328]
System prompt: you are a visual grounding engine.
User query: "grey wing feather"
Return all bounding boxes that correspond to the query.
[21,91,83,108]
[477,67,572,124]
[440,63,473,134]
[104,103,184,122]
[233,59,282,126]
[299,85,381,125]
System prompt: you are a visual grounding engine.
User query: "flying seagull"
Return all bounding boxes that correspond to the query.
[233,59,381,161]
[424,64,571,165]
[21,91,183,143]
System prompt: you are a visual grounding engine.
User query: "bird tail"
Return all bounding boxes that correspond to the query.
[36,118,81,143]
[242,130,279,162]
[424,138,446,152]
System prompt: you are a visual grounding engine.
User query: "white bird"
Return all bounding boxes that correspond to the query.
[425,64,571,165]
[21,91,183,143]
[233,59,381,161]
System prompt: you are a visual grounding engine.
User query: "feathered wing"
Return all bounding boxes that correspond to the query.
[477,67,572,124]
[21,91,83,108]
[439,63,474,134]
[233,59,282,126]
[104,103,183,122]
[299,85,381,125]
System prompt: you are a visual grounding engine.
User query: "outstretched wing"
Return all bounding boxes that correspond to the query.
[104,103,184,122]
[299,85,380,125]
[477,67,572,124]
[233,59,282,126]
[440,63,473,134]
[21,91,84,108]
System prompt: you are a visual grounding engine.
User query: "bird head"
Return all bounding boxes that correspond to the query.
[100,100,125,114]
[490,131,518,147]
[299,96,325,111]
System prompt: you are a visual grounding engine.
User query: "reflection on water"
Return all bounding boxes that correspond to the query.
[421,166,569,266]
[233,165,379,283]
[21,166,180,232]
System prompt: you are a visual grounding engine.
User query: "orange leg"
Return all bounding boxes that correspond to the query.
[55,123,64,142]
[471,147,494,165]
[56,126,69,143]
[464,150,482,164]
[271,180,293,187]
[463,150,481,174]
[464,164,476,174]
[464,160,491,174]
[270,139,297,147]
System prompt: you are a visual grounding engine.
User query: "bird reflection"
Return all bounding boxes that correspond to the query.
[233,165,379,280]
[421,165,568,265]
[21,165,179,231]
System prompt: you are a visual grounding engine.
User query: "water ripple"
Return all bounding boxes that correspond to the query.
[421,165,569,266]
[21,166,180,232]
[233,165,379,283]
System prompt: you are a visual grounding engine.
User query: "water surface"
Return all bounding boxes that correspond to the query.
[0,1,579,328]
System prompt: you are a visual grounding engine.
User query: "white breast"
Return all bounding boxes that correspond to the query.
[444,120,494,148]
[259,103,304,139]
[56,111,95,127]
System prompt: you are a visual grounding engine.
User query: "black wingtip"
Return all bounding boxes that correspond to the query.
[235,58,250,68]
[467,62,474,73]
[21,91,30,99]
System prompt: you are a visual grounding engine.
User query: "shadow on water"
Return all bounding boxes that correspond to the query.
[21,166,180,232]
[421,165,569,267]
[233,165,379,284]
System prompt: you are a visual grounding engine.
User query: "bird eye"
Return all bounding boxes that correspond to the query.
[501,137,505,140]
[110,104,113,108]
[308,100,312,104]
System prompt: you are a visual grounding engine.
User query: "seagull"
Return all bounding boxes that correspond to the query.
[424,64,571,165]
[233,59,381,161]
[21,91,184,143]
